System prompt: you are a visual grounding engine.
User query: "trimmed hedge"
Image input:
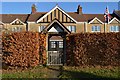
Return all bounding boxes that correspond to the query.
[39,34,46,65]
[66,33,120,66]
[2,32,46,67]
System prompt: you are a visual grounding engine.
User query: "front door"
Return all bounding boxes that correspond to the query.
[48,40,63,65]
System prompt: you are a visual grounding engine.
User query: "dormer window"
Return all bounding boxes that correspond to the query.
[92,26,100,32]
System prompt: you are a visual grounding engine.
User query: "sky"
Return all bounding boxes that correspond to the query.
[1,2,119,14]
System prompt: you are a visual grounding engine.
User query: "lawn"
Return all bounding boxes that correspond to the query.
[2,65,120,79]
[59,66,119,79]
[2,66,60,78]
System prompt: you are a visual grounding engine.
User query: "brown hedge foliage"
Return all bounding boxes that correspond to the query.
[2,32,46,67]
[39,34,46,65]
[66,33,120,66]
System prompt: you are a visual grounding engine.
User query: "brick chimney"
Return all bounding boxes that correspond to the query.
[77,5,82,14]
[31,4,37,14]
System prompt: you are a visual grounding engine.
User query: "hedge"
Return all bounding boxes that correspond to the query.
[2,32,46,67]
[66,33,120,66]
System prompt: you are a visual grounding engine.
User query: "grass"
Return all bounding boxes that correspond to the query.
[2,66,59,78]
[2,66,44,78]
[2,65,120,79]
[59,66,119,79]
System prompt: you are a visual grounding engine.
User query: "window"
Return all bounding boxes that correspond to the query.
[110,26,119,32]
[12,27,16,32]
[92,26,100,32]
[12,27,22,32]
[39,26,46,32]
[71,26,76,32]
[51,41,56,48]
[66,26,76,32]
[59,41,63,48]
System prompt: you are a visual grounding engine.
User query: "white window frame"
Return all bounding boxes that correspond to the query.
[39,26,46,32]
[12,27,22,32]
[110,26,119,32]
[66,26,76,33]
[91,26,101,32]
[51,41,56,48]
[59,41,63,48]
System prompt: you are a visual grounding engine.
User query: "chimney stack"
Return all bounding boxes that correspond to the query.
[31,4,37,14]
[77,5,82,14]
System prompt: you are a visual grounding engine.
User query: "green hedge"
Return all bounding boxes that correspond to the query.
[66,33,120,66]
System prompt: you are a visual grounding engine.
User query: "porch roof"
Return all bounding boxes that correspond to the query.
[41,19,71,34]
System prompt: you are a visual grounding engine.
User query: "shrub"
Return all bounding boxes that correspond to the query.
[2,32,46,67]
[66,33,120,66]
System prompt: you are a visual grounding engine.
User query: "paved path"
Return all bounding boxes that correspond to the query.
[46,66,62,78]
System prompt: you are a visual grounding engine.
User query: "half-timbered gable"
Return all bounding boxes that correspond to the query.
[37,5,77,23]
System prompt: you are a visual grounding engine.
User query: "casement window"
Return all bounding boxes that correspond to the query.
[92,26,100,32]
[66,26,76,32]
[51,41,56,48]
[39,26,46,32]
[59,41,63,48]
[12,27,22,32]
[110,26,119,32]
[50,41,63,50]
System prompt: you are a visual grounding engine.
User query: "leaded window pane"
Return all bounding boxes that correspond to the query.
[59,41,63,48]
[51,41,56,48]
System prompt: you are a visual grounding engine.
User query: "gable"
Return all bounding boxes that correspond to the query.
[91,19,102,24]
[37,5,77,23]
[10,18,25,25]
[42,19,71,34]
[89,17,104,24]
[111,19,119,23]
[48,23,64,32]
[109,18,120,24]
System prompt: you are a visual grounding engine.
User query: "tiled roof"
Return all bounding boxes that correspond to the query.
[0,14,28,23]
[67,12,86,22]
[0,12,115,23]
[69,13,114,22]
[83,14,106,22]
[113,10,120,20]
[114,10,120,17]
[27,12,47,22]
[50,36,63,40]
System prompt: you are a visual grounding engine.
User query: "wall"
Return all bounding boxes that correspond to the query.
[3,23,26,32]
